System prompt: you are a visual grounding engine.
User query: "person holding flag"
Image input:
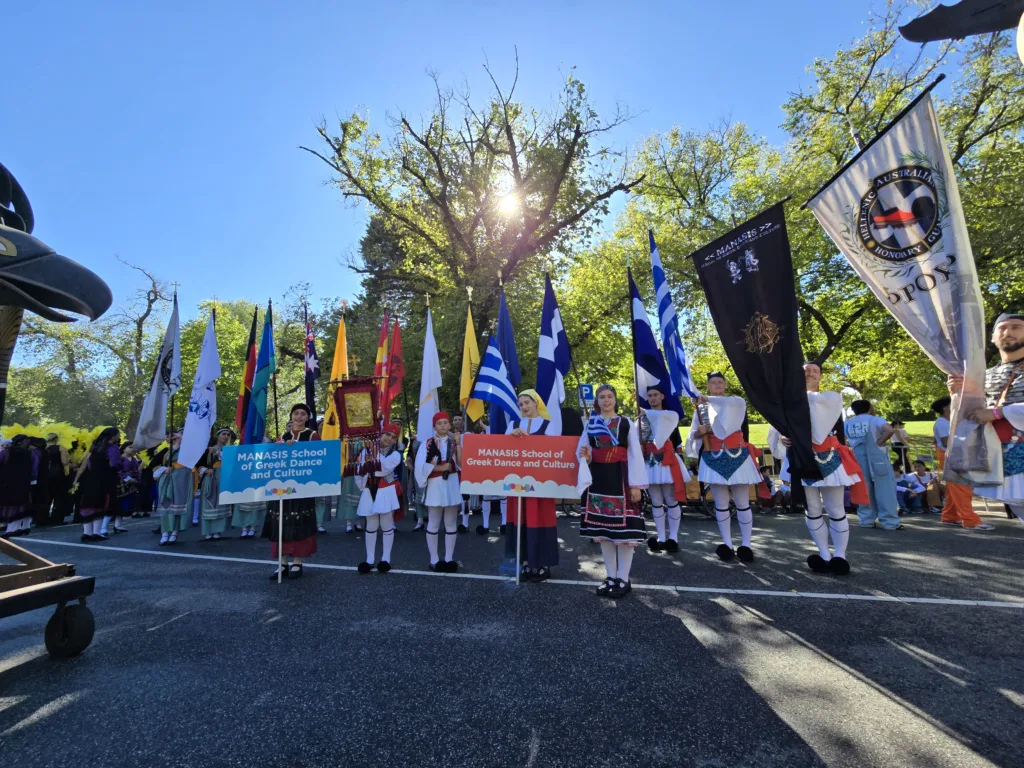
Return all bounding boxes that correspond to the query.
[199,428,235,541]
[414,411,462,572]
[629,268,690,554]
[352,422,404,573]
[579,385,647,599]
[686,372,762,562]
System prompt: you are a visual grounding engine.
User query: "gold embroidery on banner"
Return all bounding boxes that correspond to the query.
[743,312,782,354]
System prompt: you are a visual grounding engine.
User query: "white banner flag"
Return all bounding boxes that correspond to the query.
[179,311,221,469]
[416,308,442,440]
[806,90,995,481]
[133,295,182,450]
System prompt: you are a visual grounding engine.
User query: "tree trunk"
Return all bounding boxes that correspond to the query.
[0,306,25,424]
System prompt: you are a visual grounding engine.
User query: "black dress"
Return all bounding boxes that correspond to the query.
[0,445,33,524]
[579,416,647,544]
[263,429,319,557]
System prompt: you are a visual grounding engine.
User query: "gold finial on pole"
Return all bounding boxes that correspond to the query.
[426,292,430,308]
[498,269,503,287]
[467,285,473,304]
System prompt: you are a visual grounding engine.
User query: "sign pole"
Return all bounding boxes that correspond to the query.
[277,498,284,584]
[515,496,522,585]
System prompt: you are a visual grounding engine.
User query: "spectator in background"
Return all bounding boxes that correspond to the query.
[932,396,992,530]
[894,461,925,514]
[845,400,901,530]
[890,420,911,474]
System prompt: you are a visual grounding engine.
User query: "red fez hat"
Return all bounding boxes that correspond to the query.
[433,411,450,426]
[383,423,401,437]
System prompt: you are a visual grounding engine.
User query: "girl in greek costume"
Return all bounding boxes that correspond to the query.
[353,423,403,573]
[157,431,193,546]
[686,372,762,562]
[578,384,647,599]
[199,428,235,541]
[264,404,320,580]
[0,436,35,538]
[105,443,140,535]
[769,362,862,576]
[505,389,562,582]
[73,428,122,542]
[640,384,691,554]
[413,411,462,572]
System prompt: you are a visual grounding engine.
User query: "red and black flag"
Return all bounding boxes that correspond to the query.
[304,304,321,428]
[235,307,259,441]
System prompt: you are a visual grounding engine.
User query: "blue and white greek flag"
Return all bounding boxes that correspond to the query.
[650,230,699,399]
[536,275,572,434]
[471,336,521,423]
[586,413,619,446]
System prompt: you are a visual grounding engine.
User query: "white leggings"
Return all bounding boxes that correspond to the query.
[426,506,459,565]
[709,484,753,549]
[648,484,682,542]
[363,512,395,564]
[804,485,849,560]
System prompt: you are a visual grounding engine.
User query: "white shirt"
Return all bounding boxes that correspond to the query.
[933,417,950,450]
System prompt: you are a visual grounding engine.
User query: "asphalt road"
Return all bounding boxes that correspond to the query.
[2,506,1022,767]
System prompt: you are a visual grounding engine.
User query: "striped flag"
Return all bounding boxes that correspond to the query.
[303,305,320,427]
[471,336,521,423]
[536,274,572,435]
[650,230,699,399]
[490,287,520,436]
[235,308,258,439]
[244,301,276,444]
[629,268,684,416]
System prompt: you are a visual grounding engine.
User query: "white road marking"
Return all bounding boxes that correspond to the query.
[22,538,1024,610]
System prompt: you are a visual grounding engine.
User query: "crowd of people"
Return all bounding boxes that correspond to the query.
[2,315,1022,599]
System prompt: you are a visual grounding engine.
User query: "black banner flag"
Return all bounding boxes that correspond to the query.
[689,202,819,480]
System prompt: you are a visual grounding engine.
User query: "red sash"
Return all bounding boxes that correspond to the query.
[708,432,744,451]
[994,418,1016,443]
[813,435,869,505]
[645,440,687,503]
[592,446,628,463]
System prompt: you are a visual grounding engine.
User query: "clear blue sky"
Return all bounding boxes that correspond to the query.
[6,0,880,323]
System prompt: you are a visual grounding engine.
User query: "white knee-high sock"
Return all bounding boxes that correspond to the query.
[426,507,442,564]
[461,510,469,527]
[667,504,681,541]
[804,488,832,560]
[500,498,508,525]
[100,516,111,535]
[364,515,379,563]
[599,541,617,579]
[652,506,667,541]
[711,484,734,548]
[444,507,458,561]
[822,486,849,559]
[380,513,395,562]
[482,500,491,528]
[732,484,753,548]
[616,545,634,582]
[114,515,123,528]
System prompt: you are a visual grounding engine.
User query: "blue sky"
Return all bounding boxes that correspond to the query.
[6,0,881,323]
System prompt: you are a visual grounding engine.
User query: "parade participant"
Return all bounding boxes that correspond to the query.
[451,413,471,533]
[770,362,862,575]
[640,384,690,553]
[406,432,427,531]
[354,423,403,573]
[314,418,332,535]
[265,404,321,580]
[157,430,192,545]
[414,411,462,572]
[200,429,235,541]
[26,437,50,528]
[932,396,991,530]
[0,435,34,538]
[73,428,122,542]
[505,389,561,582]
[950,313,1024,525]
[45,432,72,526]
[845,400,901,531]
[338,437,366,535]
[104,443,140,535]
[578,384,646,598]
[686,372,762,562]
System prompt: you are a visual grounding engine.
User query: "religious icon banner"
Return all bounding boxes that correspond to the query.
[689,202,819,480]
[805,89,994,482]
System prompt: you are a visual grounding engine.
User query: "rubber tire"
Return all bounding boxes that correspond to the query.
[45,604,95,659]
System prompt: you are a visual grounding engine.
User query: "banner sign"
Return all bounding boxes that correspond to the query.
[460,435,582,499]
[218,440,342,504]
[690,202,819,480]
[805,89,991,478]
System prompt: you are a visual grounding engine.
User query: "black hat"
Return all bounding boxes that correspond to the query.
[931,396,951,415]
[290,403,312,417]
[707,371,725,381]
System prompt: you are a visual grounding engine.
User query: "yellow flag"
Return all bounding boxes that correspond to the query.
[321,313,349,441]
[460,306,484,421]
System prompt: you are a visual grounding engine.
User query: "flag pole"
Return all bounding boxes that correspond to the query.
[270,299,280,438]
[515,496,522,586]
[626,267,641,421]
[278,498,284,584]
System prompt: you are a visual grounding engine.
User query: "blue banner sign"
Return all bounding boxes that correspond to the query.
[218,440,342,505]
